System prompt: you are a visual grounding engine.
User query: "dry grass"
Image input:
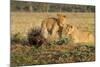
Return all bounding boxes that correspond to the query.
[11,44,95,66]
[11,12,95,66]
[11,12,95,35]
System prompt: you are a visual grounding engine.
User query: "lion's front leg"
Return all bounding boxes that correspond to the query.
[50,25,60,41]
[41,27,48,40]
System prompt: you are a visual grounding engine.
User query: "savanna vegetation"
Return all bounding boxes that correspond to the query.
[11,0,95,66]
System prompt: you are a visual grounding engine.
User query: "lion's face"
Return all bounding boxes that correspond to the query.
[65,24,74,35]
[57,14,66,27]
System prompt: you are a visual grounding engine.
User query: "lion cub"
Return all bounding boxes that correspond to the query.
[64,24,94,44]
[41,14,66,41]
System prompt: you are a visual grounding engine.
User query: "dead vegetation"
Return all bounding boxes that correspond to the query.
[11,12,95,66]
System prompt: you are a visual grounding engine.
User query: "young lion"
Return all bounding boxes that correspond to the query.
[64,24,94,44]
[41,14,66,42]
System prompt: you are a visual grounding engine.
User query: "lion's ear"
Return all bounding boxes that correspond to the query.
[57,14,66,18]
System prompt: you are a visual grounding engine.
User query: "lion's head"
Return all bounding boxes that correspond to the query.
[64,24,75,35]
[57,14,66,27]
